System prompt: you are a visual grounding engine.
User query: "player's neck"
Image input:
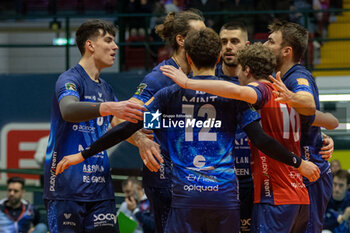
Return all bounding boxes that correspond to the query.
[192,66,215,76]
[172,49,190,74]
[222,62,238,77]
[279,60,296,78]
[79,58,101,82]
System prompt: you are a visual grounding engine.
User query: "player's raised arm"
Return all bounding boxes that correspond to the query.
[59,95,145,123]
[160,65,258,104]
[269,71,316,116]
[56,120,144,175]
[243,120,320,182]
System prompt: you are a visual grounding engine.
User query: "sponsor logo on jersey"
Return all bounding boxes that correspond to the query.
[72,124,96,133]
[186,155,214,171]
[296,78,309,86]
[49,152,57,191]
[62,213,76,226]
[93,213,117,227]
[183,184,219,192]
[135,83,147,95]
[261,155,271,197]
[83,164,105,173]
[83,175,106,183]
[65,83,77,91]
[144,110,161,129]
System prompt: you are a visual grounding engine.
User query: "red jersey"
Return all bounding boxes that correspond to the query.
[248,81,309,205]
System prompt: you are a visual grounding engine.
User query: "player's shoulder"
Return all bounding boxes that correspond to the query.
[58,65,83,83]
[287,65,313,80]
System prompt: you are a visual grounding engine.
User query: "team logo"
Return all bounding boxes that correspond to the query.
[143,110,161,129]
[64,213,72,219]
[135,83,147,95]
[65,83,77,91]
[187,155,214,171]
[193,155,206,168]
[296,78,309,86]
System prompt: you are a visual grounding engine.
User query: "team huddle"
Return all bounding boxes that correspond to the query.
[44,10,338,233]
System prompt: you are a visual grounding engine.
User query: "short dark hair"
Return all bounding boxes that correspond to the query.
[7,176,25,189]
[76,19,117,55]
[237,42,276,80]
[155,10,204,51]
[268,19,308,63]
[220,21,248,36]
[185,28,221,69]
[334,170,350,185]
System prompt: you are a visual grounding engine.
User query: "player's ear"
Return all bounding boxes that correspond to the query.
[176,34,185,48]
[244,65,250,76]
[245,40,251,46]
[282,46,292,58]
[86,40,94,53]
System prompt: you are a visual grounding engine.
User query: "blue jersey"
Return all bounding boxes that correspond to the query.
[282,64,328,183]
[145,75,260,209]
[215,64,252,186]
[44,64,117,201]
[132,58,178,188]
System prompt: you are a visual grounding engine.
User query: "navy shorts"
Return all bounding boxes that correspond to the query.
[239,181,254,232]
[144,186,172,233]
[165,207,240,233]
[306,170,333,233]
[251,203,309,233]
[46,199,119,233]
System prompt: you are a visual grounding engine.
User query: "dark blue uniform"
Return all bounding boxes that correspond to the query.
[132,58,178,233]
[216,64,253,232]
[44,64,118,233]
[282,64,333,233]
[146,75,260,233]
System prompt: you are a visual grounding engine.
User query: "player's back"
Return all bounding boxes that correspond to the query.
[249,81,309,205]
[146,75,259,210]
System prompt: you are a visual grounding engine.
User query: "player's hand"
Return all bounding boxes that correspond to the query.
[141,128,154,141]
[298,159,320,182]
[56,152,85,175]
[160,65,188,88]
[100,101,146,123]
[269,71,294,104]
[126,196,137,211]
[320,134,334,160]
[136,137,163,172]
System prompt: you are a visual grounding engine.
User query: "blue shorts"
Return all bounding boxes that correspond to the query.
[144,186,172,233]
[46,199,119,233]
[306,170,333,233]
[165,207,240,233]
[251,203,309,233]
[239,181,254,232]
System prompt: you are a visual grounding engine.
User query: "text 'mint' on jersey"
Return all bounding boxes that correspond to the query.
[145,75,260,209]
[248,81,309,205]
[44,64,116,201]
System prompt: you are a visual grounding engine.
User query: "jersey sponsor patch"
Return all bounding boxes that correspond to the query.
[65,83,77,91]
[135,83,147,95]
[296,78,309,86]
